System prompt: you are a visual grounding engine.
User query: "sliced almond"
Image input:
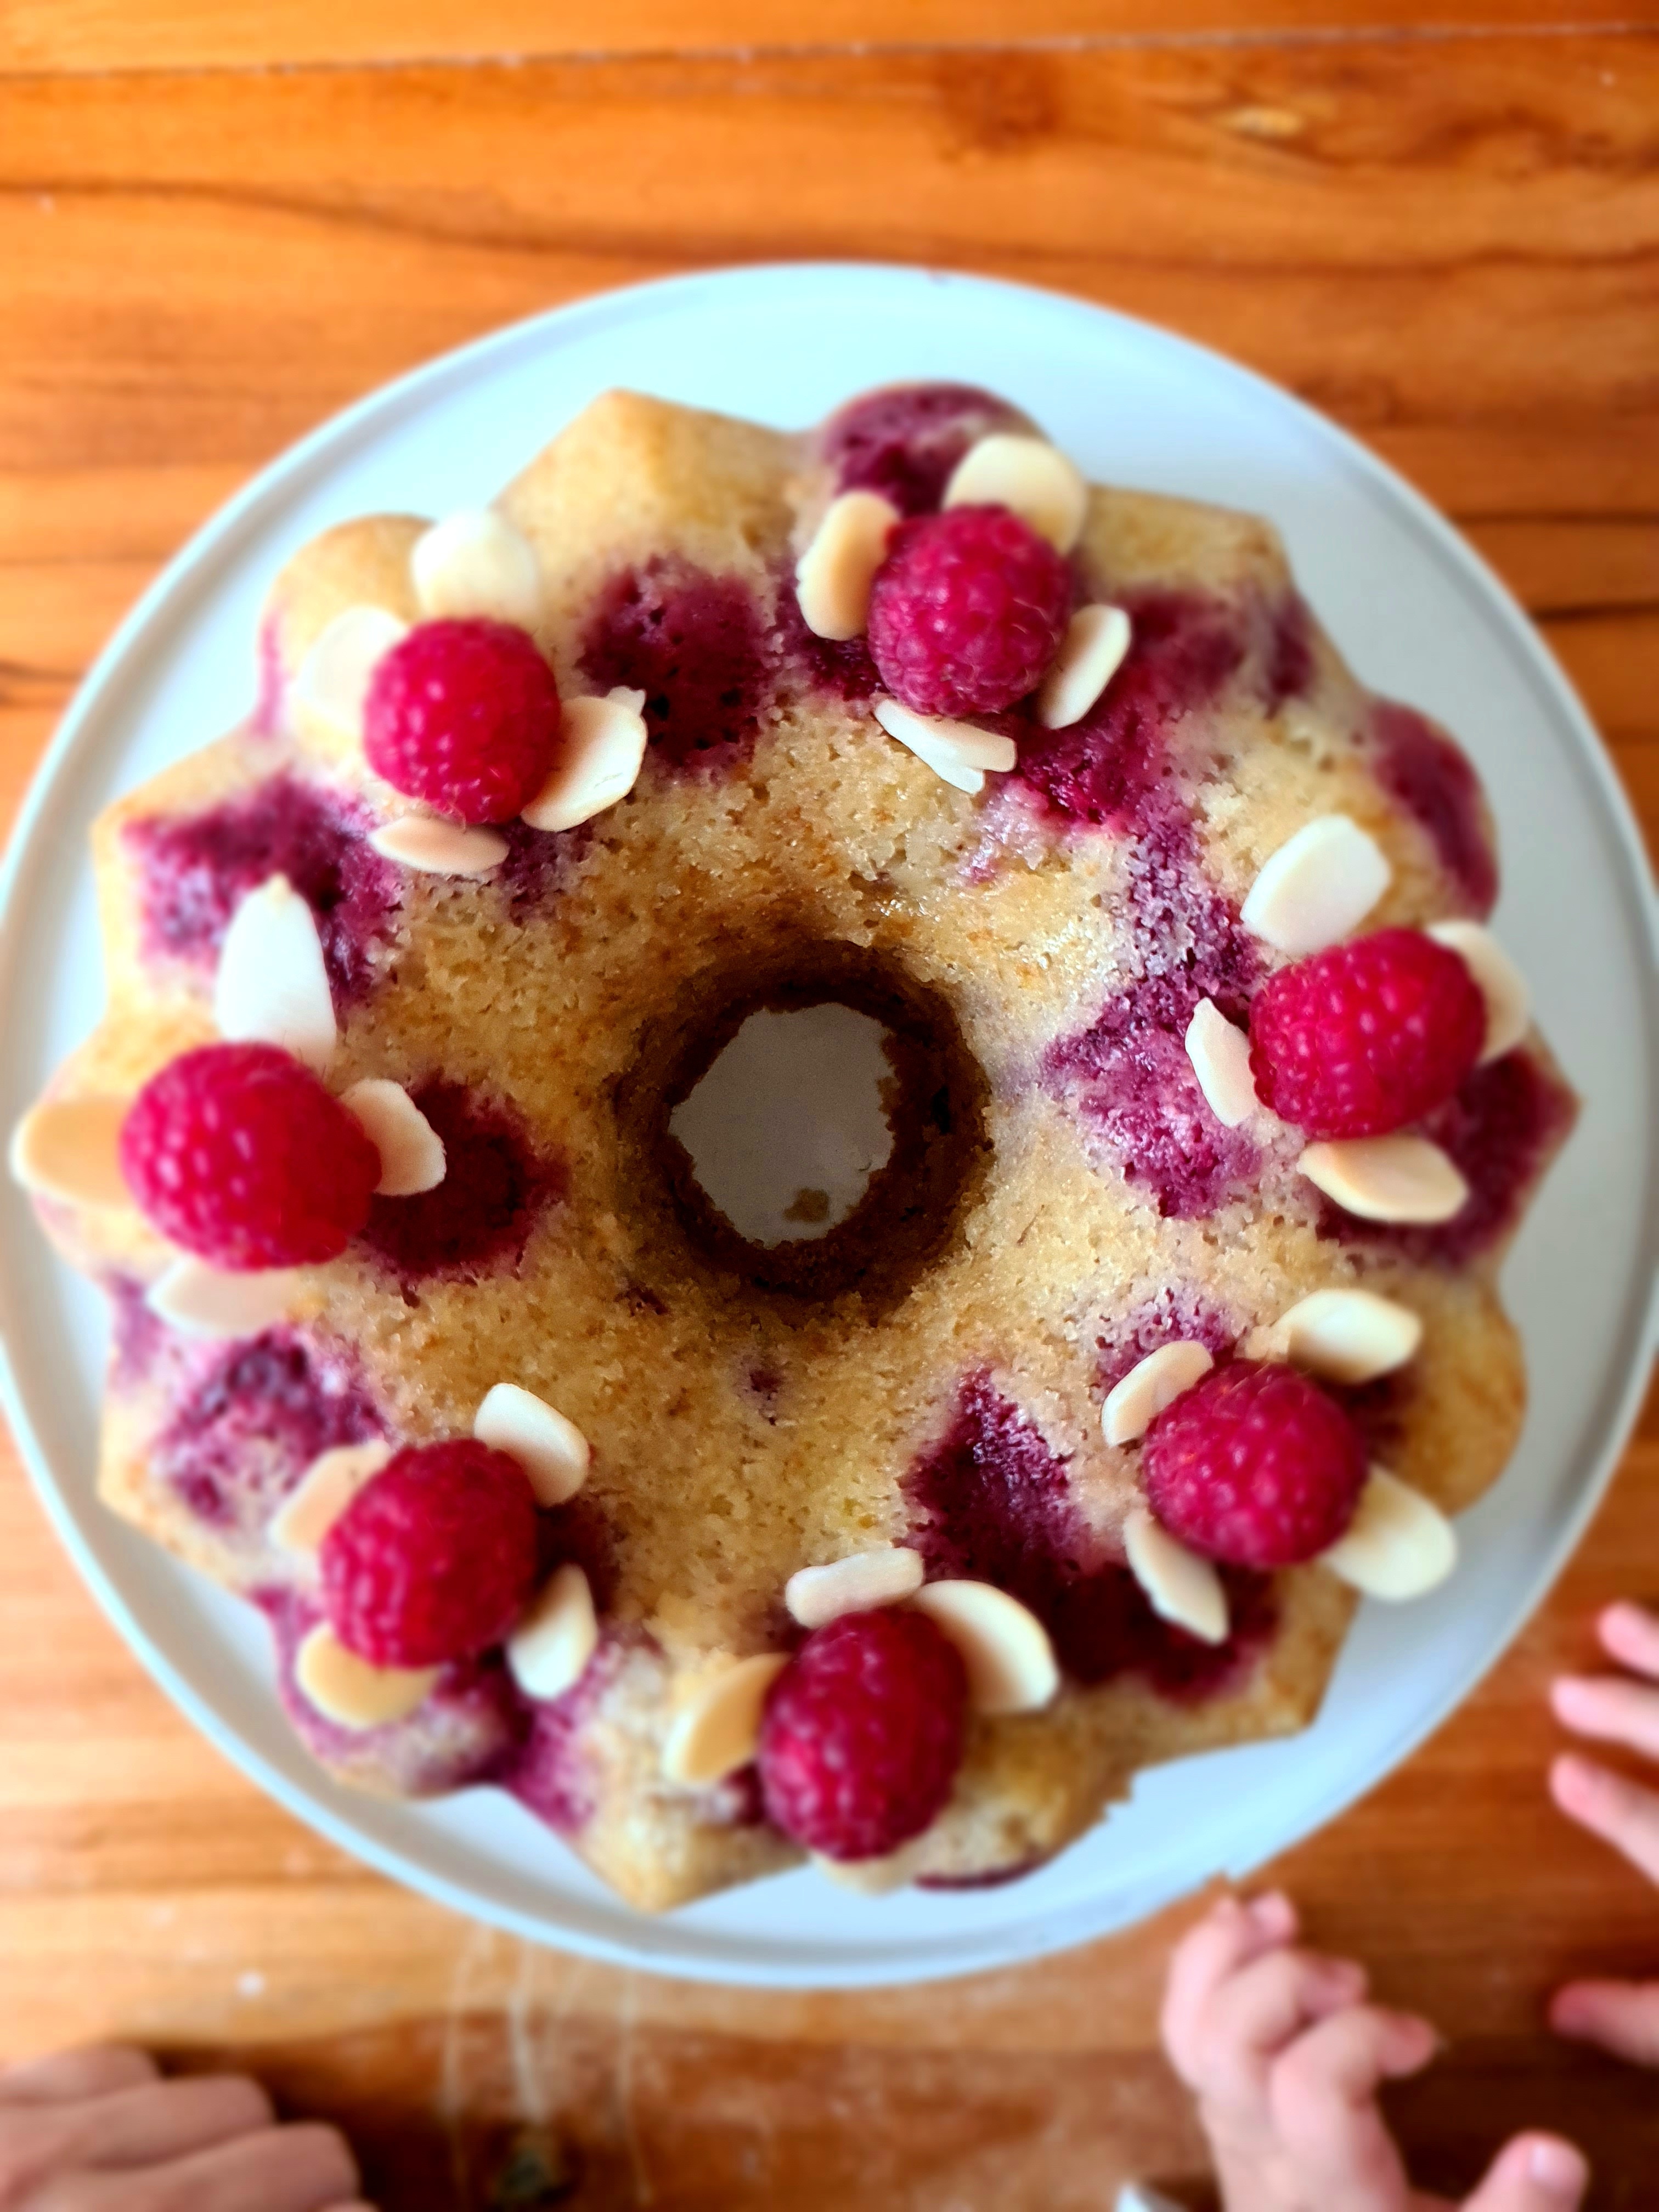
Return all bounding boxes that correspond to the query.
[1122,1506,1228,1645]
[294,1622,439,1730]
[1426,919,1531,1063]
[910,1580,1059,1716]
[270,1440,393,1555]
[1300,1136,1469,1225]
[9,1095,132,1209]
[1035,603,1131,730]
[785,1545,925,1630]
[1183,998,1259,1128]
[212,874,337,1072]
[943,433,1088,555]
[1102,1341,1215,1449]
[1240,816,1392,956]
[873,697,1017,795]
[507,1563,600,1702]
[293,605,408,744]
[520,689,648,833]
[473,1382,590,1505]
[1277,1287,1423,1385]
[411,510,541,630]
[811,1839,929,1894]
[145,1257,304,1339]
[368,816,507,877]
[1322,1467,1457,1600]
[340,1078,445,1197]
[795,490,900,641]
[661,1654,788,1786]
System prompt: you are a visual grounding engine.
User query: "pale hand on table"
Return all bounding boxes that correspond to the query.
[1161,1893,1588,2212]
[0,2046,370,2211]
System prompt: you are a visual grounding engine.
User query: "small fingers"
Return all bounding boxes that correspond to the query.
[1550,1753,1659,1884]
[0,2050,159,2105]
[1462,2131,1589,2212]
[1551,1673,1659,1762]
[1597,1601,1659,1680]
[68,2121,360,2212]
[1271,2005,1437,2211]
[1549,1978,1659,2067]
[1200,1945,1369,2110]
[1160,1892,1299,2081]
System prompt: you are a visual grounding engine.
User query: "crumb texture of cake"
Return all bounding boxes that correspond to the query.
[14,380,1576,1914]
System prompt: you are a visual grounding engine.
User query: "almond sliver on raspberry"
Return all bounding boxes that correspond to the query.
[271,1440,394,1556]
[295,1622,439,1730]
[795,490,901,641]
[1321,1468,1457,1599]
[9,1095,132,1210]
[1122,1505,1229,1645]
[662,1654,789,1786]
[1035,603,1131,731]
[873,698,1017,794]
[145,1257,306,1339]
[294,605,408,744]
[1299,1135,1469,1223]
[340,1078,445,1197]
[213,874,337,1073]
[506,1563,600,1702]
[368,816,509,877]
[785,1545,925,1629]
[1240,816,1392,956]
[411,510,542,631]
[1426,920,1532,1063]
[1183,998,1259,1128]
[942,433,1088,555]
[811,1839,929,1893]
[1276,1288,1423,1385]
[1102,1340,1215,1447]
[910,1581,1059,1715]
[520,689,648,832]
[473,1382,590,1506]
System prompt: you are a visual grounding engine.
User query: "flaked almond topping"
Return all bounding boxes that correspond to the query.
[795,490,901,641]
[340,1078,445,1197]
[9,1095,131,1210]
[873,697,1017,796]
[811,1841,928,1894]
[1102,1340,1215,1448]
[145,1257,305,1339]
[1299,1135,1469,1224]
[785,1545,925,1630]
[1322,1468,1457,1600]
[473,1382,590,1506]
[1122,1505,1229,1645]
[1035,603,1131,731]
[1240,816,1392,956]
[520,689,648,833]
[368,816,508,877]
[270,1440,394,1556]
[1276,1286,1423,1385]
[943,433,1088,556]
[213,874,337,1073]
[661,1653,788,1787]
[910,1580,1058,1716]
[411,510,542,631]
[506,1562,600,1702]
[294,1622,439,1730]
[293,605,408,744]
[1426,919,1531,1063]
[1183,998,1259,1128]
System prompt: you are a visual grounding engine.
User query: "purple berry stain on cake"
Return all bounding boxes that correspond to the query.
[820,383,1026,516]
[581,560,770,773]
[771,573,881,706]
[1369,699,1498,917]
[1260,591,1315,714]
[1097,1289,1238,1395]
[126,773,399,1003]
[357,1079,565,1291]
[495,818,589,921]
[905,1374,1275,1700]
[504,1632,628,1835]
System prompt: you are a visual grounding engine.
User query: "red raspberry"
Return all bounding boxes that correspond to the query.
[363,618,561,825]
[1249,927,1485,1139]
[119,1041,380,1270]
[1142,1361,1367,1567]
[758,1607,967,1861]
[320,1438,539,1667]
[866,506,1070,716]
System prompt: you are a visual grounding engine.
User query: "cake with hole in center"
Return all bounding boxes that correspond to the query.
[11,382,1576,1909]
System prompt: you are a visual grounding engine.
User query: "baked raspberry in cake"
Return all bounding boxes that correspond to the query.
[10,382,1576,1910]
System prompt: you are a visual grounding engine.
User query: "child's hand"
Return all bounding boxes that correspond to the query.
[0,2045,368,2210]
[1161,1893,1587,2212]
[1550,1598,1659,2063]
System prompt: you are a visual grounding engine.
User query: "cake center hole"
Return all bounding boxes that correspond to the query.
[668,1003,896,1246]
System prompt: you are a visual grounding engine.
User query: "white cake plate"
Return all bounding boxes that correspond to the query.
[1,264,1654,1988]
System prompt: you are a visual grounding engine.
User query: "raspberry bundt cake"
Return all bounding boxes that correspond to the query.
[10,382,1576,1909]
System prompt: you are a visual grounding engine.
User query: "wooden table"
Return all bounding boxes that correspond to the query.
[1,5,1655,2204]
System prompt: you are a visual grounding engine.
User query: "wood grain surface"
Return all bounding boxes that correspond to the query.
[1,12,1656,2208]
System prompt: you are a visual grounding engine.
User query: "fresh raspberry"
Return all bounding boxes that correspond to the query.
[363,618,561,825]
[866,506,1070,716]
[119,1041,380,1270]
[758,1607,967,1861]
[320,1438,539,1667]
[1142,1361,1367,1568]
[1249,927,1485,1139]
